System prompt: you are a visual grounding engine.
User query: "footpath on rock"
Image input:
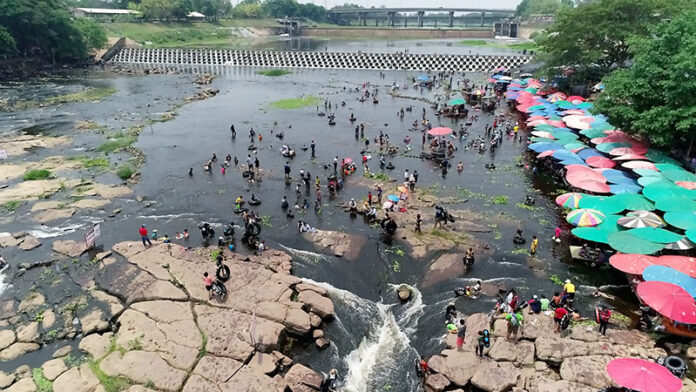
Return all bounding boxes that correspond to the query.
[1,242,335,392]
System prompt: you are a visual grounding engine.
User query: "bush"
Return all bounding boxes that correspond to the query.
[116,165,134,180]
[23,169,52,181]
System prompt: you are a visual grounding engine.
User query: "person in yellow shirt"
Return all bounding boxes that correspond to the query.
[563,279,576,303]
[530,236,538,255]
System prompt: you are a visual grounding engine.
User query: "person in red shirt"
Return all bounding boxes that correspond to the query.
[203,272,214,299]
[139,225,152,247]
[415,356,428,385]
[554,306,568,333]
[598,306,612,335]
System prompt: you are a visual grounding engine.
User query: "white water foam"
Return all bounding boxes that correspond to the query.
[0,265,10,297]
[27,222,86,238]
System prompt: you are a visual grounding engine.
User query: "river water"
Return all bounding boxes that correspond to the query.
[0,39,631,389]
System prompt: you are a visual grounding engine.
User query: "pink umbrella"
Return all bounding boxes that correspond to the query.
[427,127,453,136]
[676,181,696,190]
[570,178,611,193]
[622,161,657,171]
[586,156,616,168]
[531,131,555,139]
[609,253,658,274]
[636,281,696,323]
[528,120,549,127]
[566,95,585,102]
[547,92,566,102]
[606,358,682,392]
[608,147,638,156]
[615,154,648,161]
[528,115,548,122]
[563,109,586,115]
[657,255,696,279]
[343,157,353,164]
[537,150,556,158]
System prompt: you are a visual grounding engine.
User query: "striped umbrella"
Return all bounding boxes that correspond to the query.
[567,208,605,227]
[555,192,584,208]
[618,211,665,228]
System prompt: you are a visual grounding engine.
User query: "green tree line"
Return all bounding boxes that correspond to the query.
[0,0,107,61]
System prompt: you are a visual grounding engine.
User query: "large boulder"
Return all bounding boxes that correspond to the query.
[537,379,597,392]
[100,350,188,391]
[6,378,36,392]
[284,363,323,391]
[488,339,535,365]
[52,363,100,392]
[42,358,67,381]
[425,373,450,392]
[428,350,480,387]
[18,236,41,251]
[0,342,40,361]
[78,332,113,360]
[0,329,16,350]
[297,290,334,319]
[471,360,521,392]
[535,336,589,363]
[521,312,555,340]
[605,329,655,348]
[559,355,614,389]
[303,230,365,259]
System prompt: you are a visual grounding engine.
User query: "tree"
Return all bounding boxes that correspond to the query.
[516,0,570,19]
[232,2,265,18]
[0,25,17,57]
[593,10,696,150]
[136,0,192,20]
[537,0,687,86]
[262,0,299,18]
[74,19,107,51]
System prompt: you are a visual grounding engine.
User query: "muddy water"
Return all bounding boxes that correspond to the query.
[0,43,628,388]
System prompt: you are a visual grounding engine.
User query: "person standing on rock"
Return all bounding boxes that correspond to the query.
[203,272,213,299]
[505,310,522,342]
[598,306,612,336]
[476,330,490,357]
[139,225,152,247]
[554,305,569,333]
[456,319,466,350]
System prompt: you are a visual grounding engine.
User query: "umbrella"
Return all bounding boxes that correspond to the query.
[664,237,696,250]
[655,198,696,212]
[643,265,696,298]
[397,186,409,193]
[577,149,603,160]
[627,227,683,244]
[609,253,658,275]
[618,211,664,228]
[343,157,353,164]
[642,182,693,202]
[586,156,616,168]
[537,150,556,158]
[664,211,696,230]
[556,192,584,208]
[417,74,430,81]
[607,231,664,254]
[596,142,631,152]
[662,169,696,183]
[531,131,555,139]
[597,215,623,232]
[623,161,657,171]
[448,98,466,106]
[566,208,605,227]
[610,183,643,194]
[578,196,625,215]
[636,281,696,324]
[602,169,637,185]
[606,357,683,392]
[547,92,567,102]
[386,195,400,202]
[427,127,453,136]
[658,255,696,279]
[646,149,681,165]
[676,181,696,190]
[529,142,564,153]
[571,227,610,244]
[614,153,648,161]
[382,201,393,210]
[611,194,655,211]
[573,179,612,193]
[580,129,608,138]
[566,95,585,103]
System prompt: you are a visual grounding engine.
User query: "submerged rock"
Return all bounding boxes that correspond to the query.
[397,285,412,301]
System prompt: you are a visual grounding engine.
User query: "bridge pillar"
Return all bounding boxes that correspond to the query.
[481,12,485,27]
[388,12,395,27]
[375,17,378,26]
[449,11,454,27]
[404,16,407,28]
[417,11,424,27]
[360,12,367,26]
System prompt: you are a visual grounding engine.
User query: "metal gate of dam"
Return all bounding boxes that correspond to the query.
[111,48,533,72]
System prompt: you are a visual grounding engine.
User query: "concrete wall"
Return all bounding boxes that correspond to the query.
[300,28,494,39]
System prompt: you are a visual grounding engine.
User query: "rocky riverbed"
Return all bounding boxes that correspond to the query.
[1,241,335,391]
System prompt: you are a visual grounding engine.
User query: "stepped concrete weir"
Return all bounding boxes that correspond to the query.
[111,48,533,72]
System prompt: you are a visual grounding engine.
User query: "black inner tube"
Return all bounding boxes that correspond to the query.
[216,265,231,282]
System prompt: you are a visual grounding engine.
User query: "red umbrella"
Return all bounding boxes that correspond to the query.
[636,281,696,323]
[427,127,453,136]
[586,156,616,168]
[676,181,696,190]
[622,161,657,171]
[566,95,585,102]
[606,358,682,392]
[537,150,556,158]
[657,255,696,279]
[609,253,658,274]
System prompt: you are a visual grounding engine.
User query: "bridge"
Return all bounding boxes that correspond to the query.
[327,7,517,28]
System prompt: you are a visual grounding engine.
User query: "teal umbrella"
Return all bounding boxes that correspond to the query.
[646,151,681,165]
[634,169,663,178]
[579,195,625,215]
[655,198,696,212]
[528,104,546,111]
[655,163,683,172]
[637,176,670,187]
[580,129,608,138]
[608,231,665,254]
[596,142,631,152]
[596,214,623,232]
[534,124,556,132]
[448,98,466,106]
[571,227,611,244]
[564,142,586,151]
[530,137,555,143]
[611,194,655,211]
[664,211,696,230]
[627,227,684,244]
[592,123,615,131]
[642,182,693,202]
[685,229,696,244]
[661,169,696,183]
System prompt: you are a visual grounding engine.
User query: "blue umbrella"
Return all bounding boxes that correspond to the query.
[508,86,523,91]
[529,142,563,153]
[561,159,587,166]
[610,183,642,194]
[387,195,400,202]
[643,265,696,298]
[492,75,503,79]
[417,75,430,81]
[578,149,604,160]
[553,149,581,161]
[602,170,637,185]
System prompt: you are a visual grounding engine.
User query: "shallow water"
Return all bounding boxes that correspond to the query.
[0,44,631,385]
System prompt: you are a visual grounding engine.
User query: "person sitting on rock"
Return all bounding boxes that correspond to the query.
[348,198,357,213]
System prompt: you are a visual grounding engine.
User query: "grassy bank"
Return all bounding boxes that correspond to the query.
[458,39,540,51]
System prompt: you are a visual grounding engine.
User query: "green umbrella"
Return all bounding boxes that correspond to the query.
[525,87,538,94]
[661,169,696,183]
[611,194,655,211]
[563,142,586,151]
[592,123,615,131]
[637,176,670,187]
[642,182,693,202]
[448,98,466,106]
[634,169,663,177]
[530,137,555,143]
[534,124,556,132]
[627,227,683,244]
[646,150,681,165]
[655,163,683,172]
[607,231,665,254]
[664,211,696,230]
[548,115,563,121]
[580,129,608,138]
[596,142,631,152]
[655,198,696,212]
[528,104,546,110]
[596,214,622,232]
[571,227,611,244]
[557,101,575,109]
[685,229,696,244]
[579,195,625,215]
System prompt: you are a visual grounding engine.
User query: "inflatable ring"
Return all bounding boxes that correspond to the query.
[665,356,687,378]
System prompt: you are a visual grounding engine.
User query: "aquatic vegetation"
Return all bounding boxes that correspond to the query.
[23,169,52,181]
[548,275,564,285]
[257,69,292,77]
[510,248,528,255]
[32,368,53,392]
[88,360,133,392]
[1,200,23,212]
[365,172,392,181]
[458,39,490,46]
[516,202,538,211]
[430,229,469,244]
[45,87,116,105]
[491,195,509,205]
[116,165,134,180]
[385,246,406,257]
[209,249,221,262]
[392,260,401,272]
[457,187,485,199]
[261,214,273,227]
[98,134,137,154]
[70,156,110,168]
[270,96,321,109]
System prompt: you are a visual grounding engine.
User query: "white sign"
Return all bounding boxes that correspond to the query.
[85,224,101,248]
[0,150,7,160]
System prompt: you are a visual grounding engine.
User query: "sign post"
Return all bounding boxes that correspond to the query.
[0,150,7,160]
[84,224,101,249]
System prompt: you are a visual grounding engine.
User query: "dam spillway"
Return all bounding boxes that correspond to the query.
[110,48,533,72]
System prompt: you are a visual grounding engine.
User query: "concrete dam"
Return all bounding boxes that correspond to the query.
[111,48,533,72]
